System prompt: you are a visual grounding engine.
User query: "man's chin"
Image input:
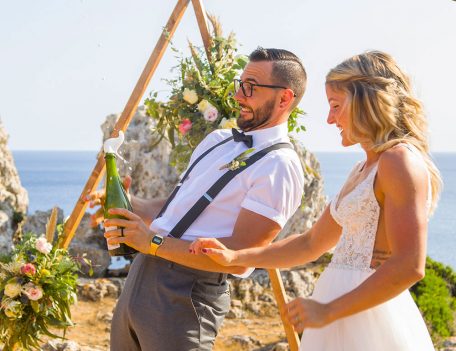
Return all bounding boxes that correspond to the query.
[237,115,253,131]
[238,111,253,120]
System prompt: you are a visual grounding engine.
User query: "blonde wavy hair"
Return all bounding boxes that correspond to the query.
[326,51,442,214]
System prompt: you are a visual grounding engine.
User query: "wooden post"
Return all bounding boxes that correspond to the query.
[191,0,212,60]
[60,0,191,249]
[269,269,301,351]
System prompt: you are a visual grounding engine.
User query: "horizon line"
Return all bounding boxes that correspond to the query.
[10,149,456,154]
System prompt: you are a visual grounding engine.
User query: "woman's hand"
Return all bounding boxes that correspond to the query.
[103,208,153,254]
[85,176,132,227]
[283,297,332,333]
[189,238,238,266]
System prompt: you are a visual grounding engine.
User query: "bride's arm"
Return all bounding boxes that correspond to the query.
[324,148,429,323]
[190,204,342,269]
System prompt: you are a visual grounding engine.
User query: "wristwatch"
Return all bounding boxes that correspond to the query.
[150,234,164,256]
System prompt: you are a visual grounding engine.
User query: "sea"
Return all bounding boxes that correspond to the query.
[12,150,456,269]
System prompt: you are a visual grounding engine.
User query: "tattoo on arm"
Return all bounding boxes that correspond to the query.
[371,249,392,269]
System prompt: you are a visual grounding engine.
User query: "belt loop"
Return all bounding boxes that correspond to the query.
[218,273,227,284]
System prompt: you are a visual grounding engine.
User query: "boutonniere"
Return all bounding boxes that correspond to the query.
[219,148,255,171]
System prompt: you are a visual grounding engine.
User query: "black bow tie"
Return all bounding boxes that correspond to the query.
[231,128,253,148]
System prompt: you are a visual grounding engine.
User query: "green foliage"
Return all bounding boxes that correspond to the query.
[411,257,456,340]
[0,231,85,351]
[144,18,306,173]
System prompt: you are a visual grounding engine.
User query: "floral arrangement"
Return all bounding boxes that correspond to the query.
[0,209,88,351]
[145,16,305,173]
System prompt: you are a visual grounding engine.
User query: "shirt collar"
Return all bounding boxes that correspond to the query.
[244,123,289,147]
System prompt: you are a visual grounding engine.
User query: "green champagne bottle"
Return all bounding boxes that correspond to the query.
[104,152,137,256]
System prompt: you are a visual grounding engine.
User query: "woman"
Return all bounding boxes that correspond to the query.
[189,51,442,350]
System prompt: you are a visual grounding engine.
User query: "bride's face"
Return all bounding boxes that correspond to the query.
[325,84,355,147]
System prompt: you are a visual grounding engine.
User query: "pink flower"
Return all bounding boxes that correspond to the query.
[22,282,44,301]
[36,237,52,254]
[20,263,36,276]
[178,118,192,135]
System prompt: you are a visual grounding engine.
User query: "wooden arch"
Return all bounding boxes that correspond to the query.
[59,1,300,349]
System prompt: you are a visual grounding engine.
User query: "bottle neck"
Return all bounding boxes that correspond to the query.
[105,153,119,177]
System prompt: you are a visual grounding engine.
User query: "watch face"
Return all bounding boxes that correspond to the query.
[152,236,163,245]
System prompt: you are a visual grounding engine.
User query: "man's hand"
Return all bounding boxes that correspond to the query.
[84,176,132,227]
[103,208,154,254]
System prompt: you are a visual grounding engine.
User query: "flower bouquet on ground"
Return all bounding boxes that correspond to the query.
[0,209,88,351]
[145,15,305,173]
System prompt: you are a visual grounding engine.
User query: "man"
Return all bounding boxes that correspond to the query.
[94,48,307,350]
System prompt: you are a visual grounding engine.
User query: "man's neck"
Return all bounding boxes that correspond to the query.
[243,115,289,132]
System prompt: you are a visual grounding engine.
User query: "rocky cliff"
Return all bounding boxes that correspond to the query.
[0,120,28,253]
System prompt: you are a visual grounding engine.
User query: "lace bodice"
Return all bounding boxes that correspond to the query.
[328,145,432,272]
[329,162,380,271]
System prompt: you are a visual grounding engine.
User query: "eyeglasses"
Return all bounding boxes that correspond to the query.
[234,79,296,98]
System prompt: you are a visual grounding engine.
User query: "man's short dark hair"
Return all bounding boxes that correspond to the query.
[249,47,307,109]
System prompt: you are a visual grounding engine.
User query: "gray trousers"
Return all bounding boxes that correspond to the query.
[110,254,230,351]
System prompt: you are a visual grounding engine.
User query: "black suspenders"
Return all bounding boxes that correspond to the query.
[156,137,293,239]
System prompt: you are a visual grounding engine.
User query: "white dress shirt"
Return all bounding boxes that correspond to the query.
[150,122,304,242]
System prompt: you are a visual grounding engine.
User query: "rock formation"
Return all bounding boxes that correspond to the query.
[0,120,28,253]
[101,105,179,199]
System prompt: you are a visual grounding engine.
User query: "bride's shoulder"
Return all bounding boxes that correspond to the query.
[377,144,428,191]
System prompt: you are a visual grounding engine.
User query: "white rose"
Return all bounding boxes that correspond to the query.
[36,237,52,254]
[4,281,22,298]
[203,106,218,122]
[219,117,238,129]
[183,88,198,105]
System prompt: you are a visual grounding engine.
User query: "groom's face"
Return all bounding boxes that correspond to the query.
[234,61,279,132]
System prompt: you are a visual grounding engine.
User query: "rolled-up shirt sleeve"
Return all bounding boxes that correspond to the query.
[241,151,304,228]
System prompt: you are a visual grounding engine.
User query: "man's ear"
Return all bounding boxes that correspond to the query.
[279,89,295,111]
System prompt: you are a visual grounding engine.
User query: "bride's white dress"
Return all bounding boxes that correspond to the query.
[300,157,435,350]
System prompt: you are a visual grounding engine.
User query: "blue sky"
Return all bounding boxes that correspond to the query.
[1,0,455,152]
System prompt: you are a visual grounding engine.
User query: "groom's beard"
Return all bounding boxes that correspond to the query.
[237,98,276,132]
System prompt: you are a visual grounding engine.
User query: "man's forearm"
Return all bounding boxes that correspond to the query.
[131,196,166,226]
[156,236,248,275]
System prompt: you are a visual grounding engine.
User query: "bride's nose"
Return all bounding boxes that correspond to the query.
[327,111,336,125]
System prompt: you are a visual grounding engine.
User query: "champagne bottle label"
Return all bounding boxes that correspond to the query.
[105,226,120,250]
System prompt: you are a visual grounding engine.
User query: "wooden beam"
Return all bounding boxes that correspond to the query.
[60,0,192,249]
[192,0,212,60]
[268,269,301,351]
